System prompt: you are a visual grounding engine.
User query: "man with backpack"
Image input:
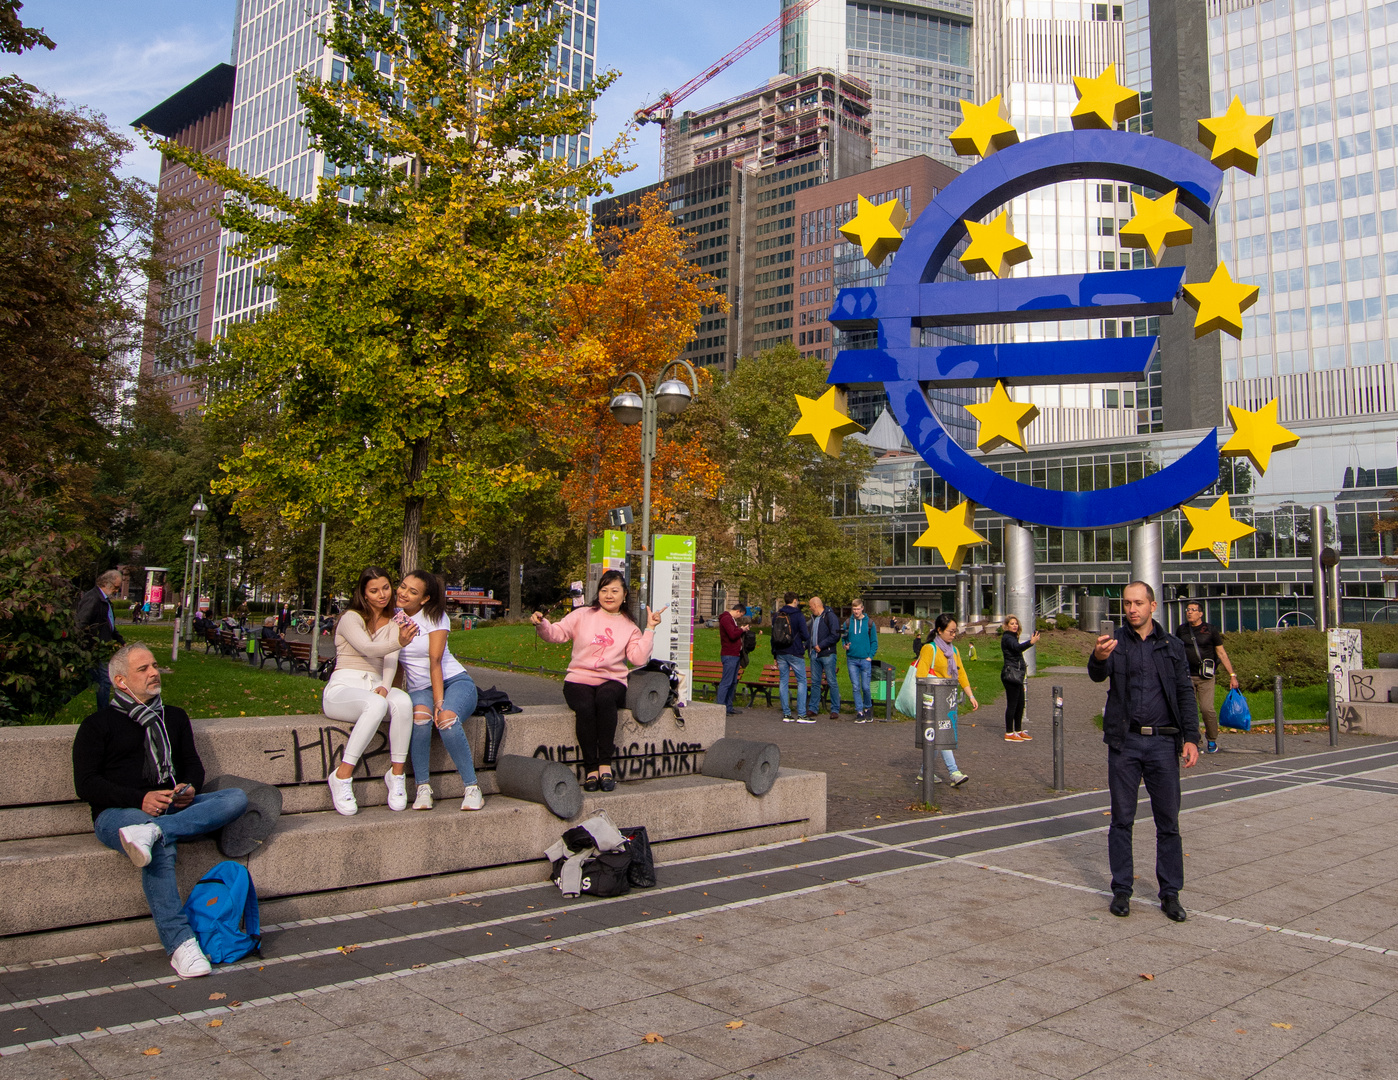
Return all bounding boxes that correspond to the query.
[715,600,747,716]
[844,597,880,722]
[806,596,842,719]
[71,643,249,979]
[771,592,811,722]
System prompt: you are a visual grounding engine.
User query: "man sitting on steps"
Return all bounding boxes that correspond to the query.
[71,643,248,979]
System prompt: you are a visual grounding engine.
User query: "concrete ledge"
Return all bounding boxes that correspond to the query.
[1337,701,1398,738]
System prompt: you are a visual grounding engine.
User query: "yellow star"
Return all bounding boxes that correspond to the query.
[1220,400,1300,474]
[1181,495,1256,568]
[959,213,1032,278]
[964,380,1040,453]
[1182,263,1259,339]
[1118,188,1194,265]
[1070,64,1140,130]
[838,194,907,268]
[949,96,1020,159]
[1197,97,1274,175]
[912,500,988,572]
[788,386,865,458]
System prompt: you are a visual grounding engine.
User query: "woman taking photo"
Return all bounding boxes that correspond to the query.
[530,570,666,792]
[915,613,979,787]
[999,615,1039,742]
[396,570,484,811]
[322,567,419,816]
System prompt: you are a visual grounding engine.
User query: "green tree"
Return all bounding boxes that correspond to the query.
[158,0,623,572]
[708,346,877,614]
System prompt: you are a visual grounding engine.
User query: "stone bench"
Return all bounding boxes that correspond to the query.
[0,703,824,964]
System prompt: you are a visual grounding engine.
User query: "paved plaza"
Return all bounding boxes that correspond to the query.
[4,741,1398,1079]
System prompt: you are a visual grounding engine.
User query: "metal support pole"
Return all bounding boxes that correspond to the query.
[884,663,894,721]
[1130,521,1163,615]
[1052,685,1065,791]
[1311,505,1328,630]
[1006,523,1037,677]
[1328,671,1340,746]
[309,522,326,676]
[1326,560,1342,628]
[969,567,982,623]
[955,571,970,626]
[638,393,656,624]
[173,544,190,661]
[1274,675,1285,756]
[186,519,201,648]
[992,567,1006,622]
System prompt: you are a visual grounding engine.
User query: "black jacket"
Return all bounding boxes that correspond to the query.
[74,587,124,646]
[1087,621,1201,753]
[72,705,204,820]
[809,608,840,656]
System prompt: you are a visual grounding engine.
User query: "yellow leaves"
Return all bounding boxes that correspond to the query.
[142,1047,161,1056]
[207,1019,224,1028]
[642,1033,664,1043]
[725,1021,745,1030]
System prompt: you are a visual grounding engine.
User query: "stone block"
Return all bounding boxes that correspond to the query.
[1336,701,1398,738]
[1345,669,1398,707]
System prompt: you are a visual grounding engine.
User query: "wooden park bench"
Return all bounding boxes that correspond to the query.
[740,663,781,707]
[285,640,335,680]
[692,660,726,700]
[255,636,282,670]
[217,630,239,657]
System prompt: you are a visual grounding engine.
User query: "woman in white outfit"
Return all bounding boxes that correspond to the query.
[322,566,419,815]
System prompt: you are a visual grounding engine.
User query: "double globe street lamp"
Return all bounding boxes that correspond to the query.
[608,360,699,620]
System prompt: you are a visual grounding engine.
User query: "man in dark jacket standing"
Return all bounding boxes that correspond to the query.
[1088,581,1200,922]
[72,643,248,979]
[75,569,126,709]
[771,593,811,722]
[806,596,842,719]
[715,601,746,717]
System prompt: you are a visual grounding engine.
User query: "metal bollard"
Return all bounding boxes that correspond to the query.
[1052,685,1065,791]
[884,664,895,722]
[1328,671,1340,746]
[1274,675,1285,756]
[916,676,956,805]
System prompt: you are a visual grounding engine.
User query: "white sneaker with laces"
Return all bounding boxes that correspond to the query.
[118,822,161,868]
[327,772,358,816]
[950,771,970,788]
[170,938,212,979]
[413,784,434,810]
[460,784,485,811]
[384,770,407,811]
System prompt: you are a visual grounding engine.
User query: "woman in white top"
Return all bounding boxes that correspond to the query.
[322,566,419,815]
[396,570,483,811]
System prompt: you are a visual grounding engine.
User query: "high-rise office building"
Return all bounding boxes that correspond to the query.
[133,64,237,416]
[780,0,975,168]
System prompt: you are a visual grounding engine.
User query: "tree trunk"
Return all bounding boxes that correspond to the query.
[507,529,525,621]
[400,436,430,572]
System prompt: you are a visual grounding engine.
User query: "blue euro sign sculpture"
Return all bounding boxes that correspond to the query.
[827,129,1226,530]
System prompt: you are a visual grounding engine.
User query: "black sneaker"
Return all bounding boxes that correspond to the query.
[855,711,874,724]
[1110,892,1131,917]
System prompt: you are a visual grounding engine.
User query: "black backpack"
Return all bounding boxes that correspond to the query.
[771,611,794,650]
[741,627,757,652]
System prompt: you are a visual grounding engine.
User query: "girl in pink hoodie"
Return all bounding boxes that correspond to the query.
[531,570,666,791]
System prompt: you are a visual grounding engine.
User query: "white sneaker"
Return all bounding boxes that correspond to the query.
[384,770,407,811]
[170,938,212,979]
[950,771,970,788]
[413,784,434,810]
[118,823,161,867]
[460,784,485,811]
[327,772,358,816]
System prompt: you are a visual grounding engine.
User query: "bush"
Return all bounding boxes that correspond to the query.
[1055,613,1077,630]
[1218,624,1398,692]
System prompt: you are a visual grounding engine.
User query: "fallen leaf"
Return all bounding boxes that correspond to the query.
[643,1033,664,1044]
[412,963,428,969]
[641,911,649,916]
[1235,1029,1248,1034]
[209,992,226,1000]
[143,1048,161,1056]
[1272,1022,1292,1030]
[283,1041,291,1046]
[725,1021,744,1030]
[230,1001,242,1007]
[1139,973,1155,981]
[834,910,846,916]
[695,935,704,941]
[337,945,360,954]
[207,1019,223,1028]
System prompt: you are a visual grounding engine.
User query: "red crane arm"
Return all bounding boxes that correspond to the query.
[634,0,825,122]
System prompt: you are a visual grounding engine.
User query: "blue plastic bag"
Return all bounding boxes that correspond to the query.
[1219,688,1251,732]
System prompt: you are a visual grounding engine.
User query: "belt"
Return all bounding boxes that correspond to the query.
[1131,724,1179,736]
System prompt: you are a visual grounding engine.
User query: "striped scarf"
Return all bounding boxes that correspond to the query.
[111,691,176,787]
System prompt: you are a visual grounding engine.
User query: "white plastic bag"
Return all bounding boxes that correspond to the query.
[894,664,918,716]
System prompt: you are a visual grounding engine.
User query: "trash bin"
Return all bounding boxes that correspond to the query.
[914,676,958,750]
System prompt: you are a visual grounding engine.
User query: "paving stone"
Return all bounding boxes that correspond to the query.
[747,997,881,1045]
[0,1043,102,1080]
[571,1038,730,1080]
[676,973,803,1014]
[236,1028,391,1080]
[201,999,342,1053]
[504,1011,652,1067]
[743,1045,903,1080]
[300,980,430,1027]
[974,1024,1119,1080]
[69,1020,221,1076]
[592,992,729,1037]
[462,984,584,1033]
[666,1019,810,1072]
[344,1004,490,1057]
[403,1034,560,1080]
[822,1020,960,1077]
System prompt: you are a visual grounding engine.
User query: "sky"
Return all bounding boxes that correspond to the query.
[6,0,787,193]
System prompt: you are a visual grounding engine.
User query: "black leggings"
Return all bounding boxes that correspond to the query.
[1003,680,1025,733]
[563,679,627,772]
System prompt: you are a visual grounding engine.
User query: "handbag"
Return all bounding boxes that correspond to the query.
[1001,659,1026,686]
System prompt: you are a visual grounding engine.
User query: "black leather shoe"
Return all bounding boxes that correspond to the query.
[598,773,616,792]
[1109,892,1131,917]
[583,775,600,792]
[1161,896,1187,922]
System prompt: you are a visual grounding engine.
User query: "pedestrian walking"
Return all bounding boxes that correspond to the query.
[771,592,811,722]
[807,595,842,719]
[715,600,746,716]
[277,603,290,635]
[75,569,126,710]
[1088,580,1200,922]
[844,598,879,722]
[1175,601,1238,754]
[999,615,1039,742]
[915,614,978,786]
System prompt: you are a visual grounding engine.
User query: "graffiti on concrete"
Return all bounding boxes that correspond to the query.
[263,725,390,782]
[1350,673,1376,702]
[533,738,705,780]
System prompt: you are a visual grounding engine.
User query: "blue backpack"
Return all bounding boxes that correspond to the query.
[181,861,261,964]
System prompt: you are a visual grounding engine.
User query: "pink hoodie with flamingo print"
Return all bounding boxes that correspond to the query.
[535,607,655,686]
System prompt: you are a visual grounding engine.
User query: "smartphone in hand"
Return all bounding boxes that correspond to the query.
[391,608,413,627]
[1099,619,1114,637]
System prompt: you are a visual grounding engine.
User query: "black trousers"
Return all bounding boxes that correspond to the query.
[563,679,627,772]
[1107,731,1184,899]
[1002,680,1025,733]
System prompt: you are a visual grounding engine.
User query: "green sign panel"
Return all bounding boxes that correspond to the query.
[589,530,627,562]
[653,535,696,563]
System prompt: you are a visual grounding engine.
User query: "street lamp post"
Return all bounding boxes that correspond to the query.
[608,361,699,621]
[309,521,326,675]
[184,498,208,649]
[174,528,195,661]
[225,551,237,617]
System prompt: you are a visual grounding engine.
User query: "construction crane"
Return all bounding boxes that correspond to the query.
[633,0,826,168]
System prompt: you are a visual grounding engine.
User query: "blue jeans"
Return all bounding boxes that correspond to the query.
[409,670,478,788]
[776,654,806,716]
[847,657,873,714]
[811,652,840,712]
[91,664,112,710]
[94,788,249,954]
[716,655,741,711]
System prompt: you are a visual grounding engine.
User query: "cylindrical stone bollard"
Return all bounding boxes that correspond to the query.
[700,738,781,796]
[626,668,671,725]
[495,754,583,820]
